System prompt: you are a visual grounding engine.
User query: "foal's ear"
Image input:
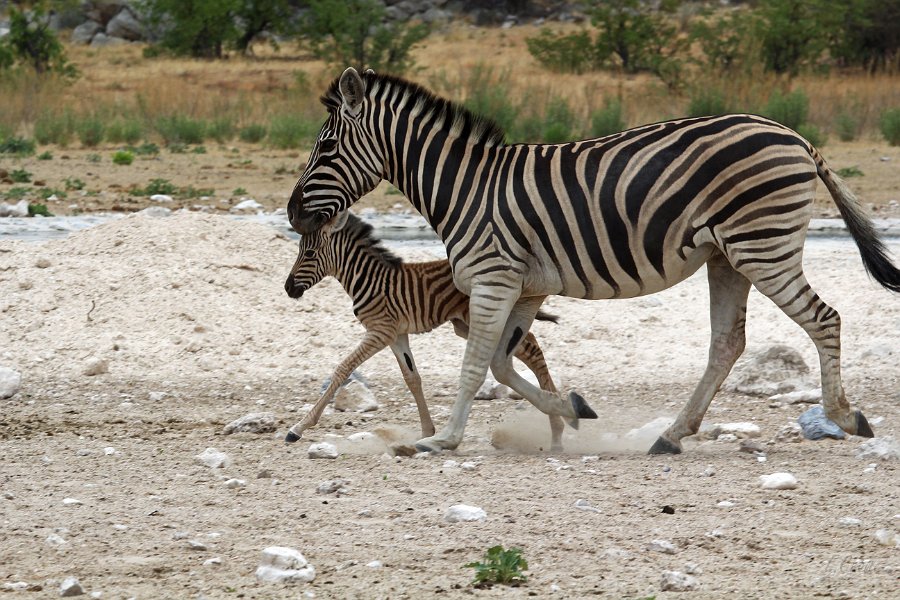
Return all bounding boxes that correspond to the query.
[325,210,351,233]
[339,67,365,116]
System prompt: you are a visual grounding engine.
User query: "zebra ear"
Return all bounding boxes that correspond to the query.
[326,210,351,233]
[339,67,365,116]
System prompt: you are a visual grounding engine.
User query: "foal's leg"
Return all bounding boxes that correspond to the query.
[389,334,436,438]
[650,255,752,454]
[285,330,392,442]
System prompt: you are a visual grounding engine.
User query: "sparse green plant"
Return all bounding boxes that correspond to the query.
[879,108,900,146]
[464,545,528,588]
[76,117,106,147]
[4,187,31,200]
[37,187,65,200]
[542,96,578,143]
[763,89,809,129]
[130,142,160,156]
[687,88,729,118]
[180,185,215,198]
[136,178,178,196]
[268,114,319,149]
[797,123,827,147]
[155,115,207,145]
[106,118,143,145]
[526,29,599,74]
[112,150,135,165]
[0,136,36,156]
[28,202,53,217]
[206,118,234,143]
[167,142,188,154]
[239,123,267,143]
[37,150,53,160]
[10,168,32,183]
[590,97,625,138]
[232,187,248,196]
[191,145,207,154]
[86,153,101,163]
[34,110,74,146]
[64,177,85,190]
[834,109,860,142]
[835,166,864,178]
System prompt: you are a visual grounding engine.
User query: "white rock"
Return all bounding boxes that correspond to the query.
[716,433,738,443]
[46,533,67,546]
[148,391,166,402]
[475,373,508,400]
[874,529,899,547]
[223,412,276,435]
[195,448,231,469]
[442,459,459,469]
[0,199,29,217]
[768,388,822,404]
[460,461,478,471]
[150,194,173,203]
[231,198,263,212]
[0,366,22,399]
[2,582,28,592]
[104,447,116,455]
[62,497,83,505]
[717,500,735,508]
[574,499,602,513]
[660,570,699,592]
[333,379,378,413]
[316,478,349,495]
[224,478,246,489]
[759,472,798,490]
[60,576,85,596]
[307,442,339,459]
[137,206,171,218]
[725,344,813,396]
[203,557,222,566]
[188,539,208,550]
[647,539,677,554]
[774,422,804,443]
[856,437,900,461]
[839,517,862,527]
[255,546,316,583]
[444,504,487,522]
[366,560,383,568]
[83,357,108,377]
[716,422,761,438]
[684,562,702,575]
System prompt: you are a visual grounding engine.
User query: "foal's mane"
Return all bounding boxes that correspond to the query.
[341,212,403,267]
[321,71,507,148]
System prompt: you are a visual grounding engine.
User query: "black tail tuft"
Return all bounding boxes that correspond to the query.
[535,309,559,323]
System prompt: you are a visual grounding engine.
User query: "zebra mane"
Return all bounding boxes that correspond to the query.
[321,71,507,148]
[341,212,403,267]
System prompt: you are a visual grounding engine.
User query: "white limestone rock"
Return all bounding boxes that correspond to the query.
[223,412,276,435]
[307,442,339,459]
[333,379,378,413]
[150,194,173,203]
[195,448,231,469]
[231,198,263,212]
[224,478,246,489]
[660,570,699,592]
[856,437,900,461]
[59,576,85,596]
[0,366,21,399]
[759,472,798,490]
[647,539,678,554]
[255,546,316,583]
[574,499,602,513]
[725,344,813,396]
[768,388,822,404]
[444,504,487,522]
[316,478,350,495]
[83,357,108,377]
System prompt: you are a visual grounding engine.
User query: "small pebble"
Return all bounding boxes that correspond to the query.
[660,570,699,592]
[203,557,222,566]
[717,500,735,508]
[366,560,383,568]
[59,577,84,597]
[573,499,602,513]
[224,478,246,489]
[759,472,798,490]
[307,442,339,459]
[839,517,862,527]
[62,498,83,505]
[647,539,677,554]
[444,504,486,523]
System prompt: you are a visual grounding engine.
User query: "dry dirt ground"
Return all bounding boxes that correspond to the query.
[1,208,898,599]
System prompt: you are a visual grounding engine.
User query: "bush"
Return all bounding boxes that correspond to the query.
[155,115,206,145]
[465,546,528,588]
[10,169,32,183]
[37,150,53,160]
[687,88,729,118]
[207,117,235,143]
[112,150,134,165]
[879,108,900,146]
[460,67,520,138]
[763,89,809,129]
[541,97,578,143]
[797,123,827,147]
[526,29,599,74]
[129,142,160,156]
[239,124,267,143]
[107,118,144,145]
[834,109,861,142]
[34,111,74,146]
[835,166,864,178]
[0,5,78,77]
[268,114,319,149]
[136,178,178,196]
[76,117,106,147]
[590,98,626,138]
[28,203,53,217]
[0,136,36,156]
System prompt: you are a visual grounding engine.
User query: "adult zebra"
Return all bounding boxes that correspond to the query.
[287,67,900,454]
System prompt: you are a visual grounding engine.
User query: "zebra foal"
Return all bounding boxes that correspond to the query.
[287,68,900,454]
[283,210,567,449]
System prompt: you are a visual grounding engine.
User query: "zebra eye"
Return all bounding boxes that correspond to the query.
[303,249,316,259]
[319,138,337,153]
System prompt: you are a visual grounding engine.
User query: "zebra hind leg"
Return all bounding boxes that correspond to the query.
[650,255,752,454]
[747,265,874,438]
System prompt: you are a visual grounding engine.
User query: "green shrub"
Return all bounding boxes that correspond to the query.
[0,136,36,156]
[526,29,598,74]
[129,142,160,156]
[206,117,235,143]
[10,168,32,183]
[687,88,729,118]
[763,89,809,129]
[136,178,178,196]
[112,150,134,165]
[106,118,143,145]
[797,123,827,147]
[180,185,215,198]
[879,108,900,146]
[268,114,319,149]
[28,203,53,217]
[64,177,85,190]
[4,187,30,200]
[37,150,53,160]
[34,111,74,146]
[542,97,578,143]
[833,110,857,142]
[590,97,625,138]
[460,67,520,138]
[465,545,528,588]
[155,115,207,145]
[0,6,78,77]
[239,124,267,143]
[232,187,248,196]
[835,166,864,178]
[76,118,106,147]
[86,153,101,163]
[37,187,65,200]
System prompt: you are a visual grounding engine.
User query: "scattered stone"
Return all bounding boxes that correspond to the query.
[0,366,21,399]
[150,194,173,203]
[856,437,900,461]
[333,378,378,413]
[459,461,478,471]
[83,357,108,376]
[839,517,862,527]
[256,469,272,479]
[46,533,67,546]
[366,560,383,568]
[255,546,316,583]
[59,577,85,597]
[316,478,350,495]
[223,412,276,435]
[224,478,246,489]
[798,405,846,440]
[701,466,716,477]
[203,557,222,566]
[774,423,804,443]
[716,500,735,508]
[874,529,899,547]
[716,433,738,443]
[739,439,766,454]
[2,582,29,592]
[148,391,166,402]
[187,539,208,550]
[704,422,762,440]
[194,448,231,469]
[307,442,339,459]
[768,388,822,404]
[863,463,877,474]
[725,344,812,396]
[684,562,702,575]
[647,539,677,554]
[62,497,83,505]
[660,570,699,592]
[759,472,798,490]
[231,198,264,212]
[71,20,101,44]
[442,459,459,469]
[106,7,144,41]
[444,504,487,522]
[0,199,29,217]
[475,372,507,400]
[573,499,602,513]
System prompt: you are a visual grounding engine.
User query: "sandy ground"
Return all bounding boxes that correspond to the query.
[1,210,899,599]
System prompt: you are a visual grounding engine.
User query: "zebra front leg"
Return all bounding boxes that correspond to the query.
[513,331,565,452]
[649,256,751,454]
[285,331,391,443]
[389,335,435,438]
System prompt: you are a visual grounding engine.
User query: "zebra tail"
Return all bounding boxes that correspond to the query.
[535,309,559,324]
[816,152,900,293]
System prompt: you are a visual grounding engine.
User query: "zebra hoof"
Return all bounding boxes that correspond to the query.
[284,430,301,444]
[855,410,875,438]
[414,442,441,454]
[566,418,579,431]
[648,436,682,455]
[569,391,597,419]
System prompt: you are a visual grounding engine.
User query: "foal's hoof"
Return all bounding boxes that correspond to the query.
[284,430,301,444]
[569,391,598,420]
[855,410,875,438]
[648,436,682,455]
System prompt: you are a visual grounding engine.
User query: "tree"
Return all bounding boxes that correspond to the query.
[0,2,78,77]
[299,0,429,74]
